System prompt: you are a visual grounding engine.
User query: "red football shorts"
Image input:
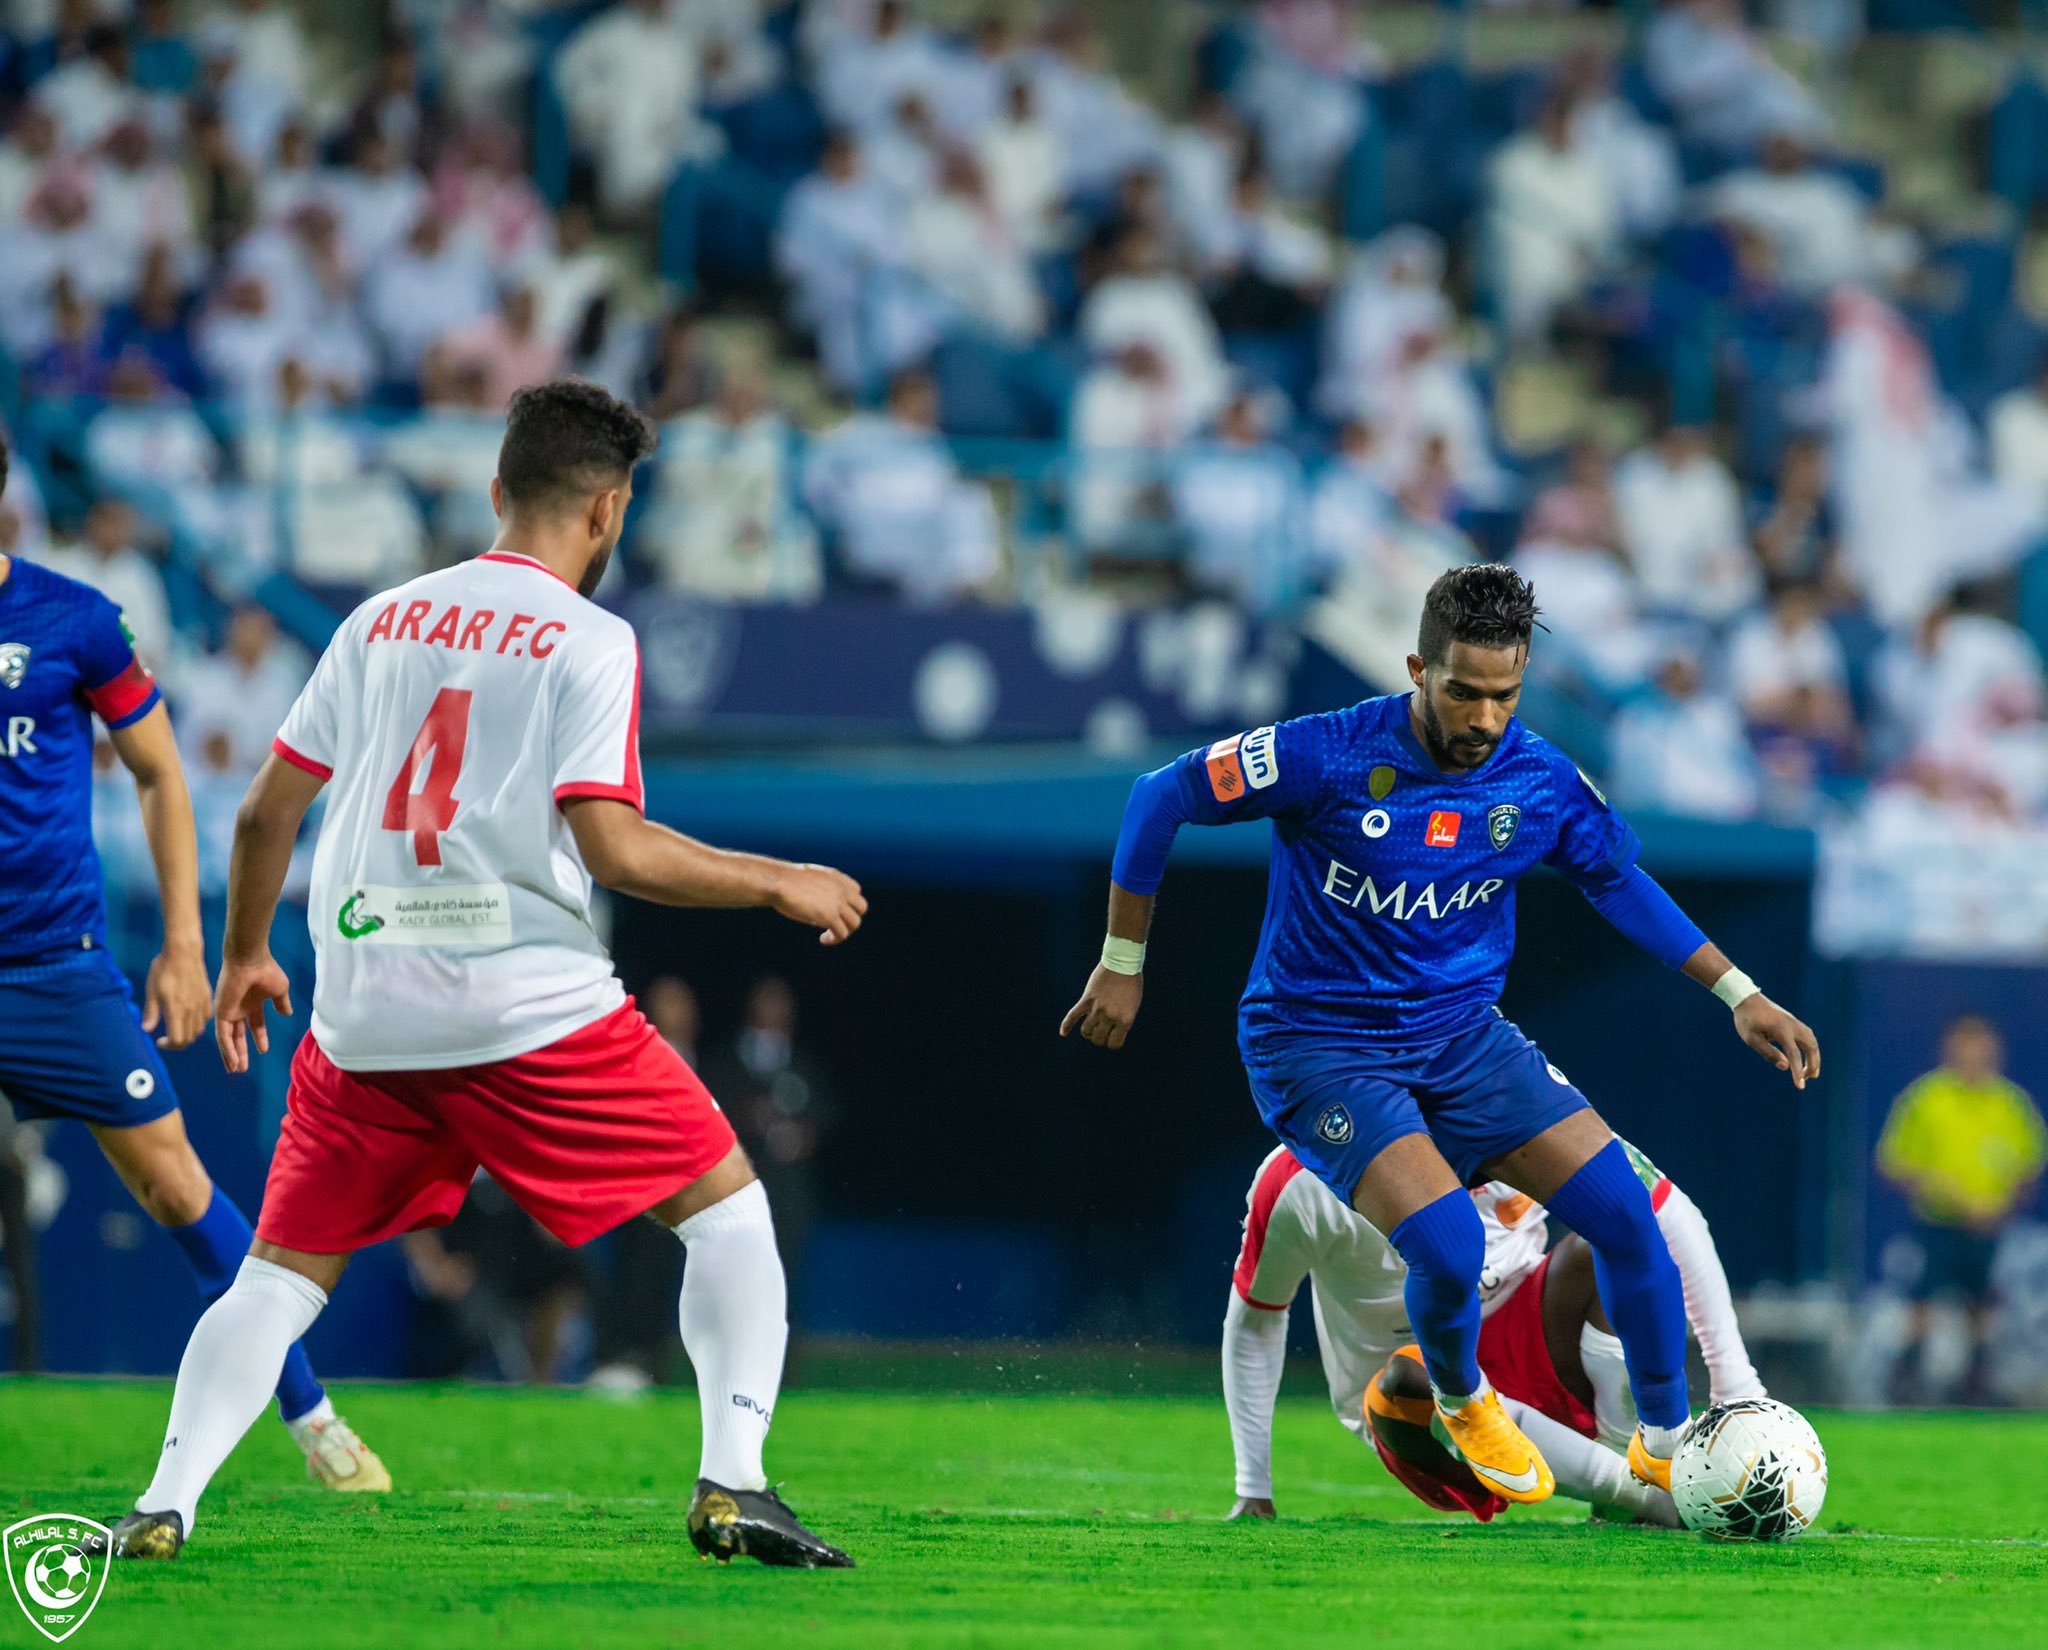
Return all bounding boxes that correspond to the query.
[1476,1251,1599,1439]
[256,1000,738,1251]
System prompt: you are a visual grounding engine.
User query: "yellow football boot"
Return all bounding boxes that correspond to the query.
[1627,1425,1676,1493]
[1435,1387,1555,1505]
[292,1412,392,1492]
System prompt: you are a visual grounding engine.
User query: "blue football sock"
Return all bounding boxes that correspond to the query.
[1542,1139,1690,1429]
[167,1188,326,1424]
[1388,1189,1486,1397]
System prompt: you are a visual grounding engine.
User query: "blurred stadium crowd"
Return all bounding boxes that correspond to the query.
[5,0,2048,960]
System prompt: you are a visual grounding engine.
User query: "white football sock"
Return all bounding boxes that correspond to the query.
[1501,1397,1680,1527]
[139,1257,329,1533]
[673,1180,787,1493]
[285,1394,336,1434]
[1578,1324,1637,1450]
[1432,1378,1495,1411]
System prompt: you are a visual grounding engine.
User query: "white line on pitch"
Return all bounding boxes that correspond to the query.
[437,1492,2048,1544]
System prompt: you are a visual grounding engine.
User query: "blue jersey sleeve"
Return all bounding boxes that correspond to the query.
[1110,720,1325,894]
[76,592,161,730]
[1544,761,1706,969]
[1542,761,1641,886]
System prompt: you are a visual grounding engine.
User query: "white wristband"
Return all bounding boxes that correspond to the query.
[1100,936,1147,976]
[1711,966,1760,1009]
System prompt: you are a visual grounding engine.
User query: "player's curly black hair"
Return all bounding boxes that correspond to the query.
[1416,563,1543,665]
[497,378,658,512]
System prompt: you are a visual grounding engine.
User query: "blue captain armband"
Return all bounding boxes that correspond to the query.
[1110,763,1189,895]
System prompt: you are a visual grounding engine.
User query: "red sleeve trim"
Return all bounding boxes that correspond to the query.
[554,781,645,813]
[1650,1176,1673,1212]
[85,658,160,727]
[621,645,643,805]
[1232,1149,1307,1310]
[271,736,334,781]
[553,645,644,812]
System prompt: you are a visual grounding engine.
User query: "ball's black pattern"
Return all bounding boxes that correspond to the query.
[1679,1398,1822,1543]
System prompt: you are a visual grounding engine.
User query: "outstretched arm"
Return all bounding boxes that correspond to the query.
[1222,1292,1289,1517]
[1675,935,1819,1091]
[1577,862,1820,1090]
[215,752,325,1073]
[1654,1182,1765,1404]
[563,798,866,944]
[1059,762,1182,1048]
[109,704,211,1051]
[1063,726,1317,1050]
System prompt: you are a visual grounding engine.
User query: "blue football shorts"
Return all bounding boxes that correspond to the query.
[0,948,178,1129]
[1242,1009,1591,1200]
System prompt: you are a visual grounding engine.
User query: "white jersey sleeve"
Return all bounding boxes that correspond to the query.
[1226,1149,1413,1430]
[550,623,643,809]
[272,619,356,780]
[1231,1147,1326,1313]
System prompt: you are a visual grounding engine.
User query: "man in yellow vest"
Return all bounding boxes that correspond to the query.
[1878,1015,2047,1402]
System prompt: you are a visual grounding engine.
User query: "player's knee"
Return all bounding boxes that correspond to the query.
[1390,1189,1486,1296]
[133,1151,213,1227]
[1593,1186,1666,1269]
[1554,1142,1666,1267]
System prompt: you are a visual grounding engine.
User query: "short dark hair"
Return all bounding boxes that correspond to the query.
[0,433,9,501]
[1417,563,1541,665]
[496,379,657,513]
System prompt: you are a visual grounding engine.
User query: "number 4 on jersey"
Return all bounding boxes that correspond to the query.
[382,687,472,866]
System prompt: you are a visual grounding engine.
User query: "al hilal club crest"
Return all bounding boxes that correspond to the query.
[1487,804,1521,851]
[0,643,30,688]
[6,1513,112,1643]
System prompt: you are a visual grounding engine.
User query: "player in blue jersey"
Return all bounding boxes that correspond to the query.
[0,437,387,1491]
[1062,564,1818,1502]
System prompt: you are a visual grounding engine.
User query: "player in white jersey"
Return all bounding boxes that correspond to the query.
[1222,1138,1764,1524]
[111,382,866,1567]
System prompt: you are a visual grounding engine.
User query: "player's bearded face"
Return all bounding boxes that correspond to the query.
[1417,688,1494,768]
[1416,645,1524,770]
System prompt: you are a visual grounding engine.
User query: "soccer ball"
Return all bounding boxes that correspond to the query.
[1670,1398,1827,1542]
[31,1544,92,1602]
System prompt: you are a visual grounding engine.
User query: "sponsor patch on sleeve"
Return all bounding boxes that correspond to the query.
[1204,733,1246,802]
[1239,725,1278,790]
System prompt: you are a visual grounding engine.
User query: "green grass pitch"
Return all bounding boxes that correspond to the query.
[5,1378,2046,1650]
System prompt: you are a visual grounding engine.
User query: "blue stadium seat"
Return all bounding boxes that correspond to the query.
[1988,74,2048,208]
[709,83,826,185]
[1193,18,1254,96]
[931,334,1079,441]
[1220,327,1318,413]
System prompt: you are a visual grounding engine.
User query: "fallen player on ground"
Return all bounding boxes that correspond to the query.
[1222,1138,1764,1523]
